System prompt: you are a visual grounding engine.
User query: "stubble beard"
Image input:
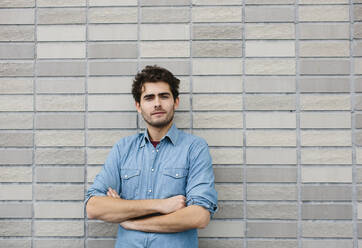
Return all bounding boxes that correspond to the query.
[142,110,175,128]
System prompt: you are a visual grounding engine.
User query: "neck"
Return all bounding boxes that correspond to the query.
[147,122,173,141]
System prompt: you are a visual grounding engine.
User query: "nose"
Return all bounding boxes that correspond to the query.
[154,96,161,108]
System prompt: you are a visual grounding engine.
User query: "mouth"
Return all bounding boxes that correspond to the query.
[152,112,166,116]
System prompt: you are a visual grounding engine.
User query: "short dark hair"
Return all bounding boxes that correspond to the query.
[132,65,180,103]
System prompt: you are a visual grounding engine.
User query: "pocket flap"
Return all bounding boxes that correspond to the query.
[163,168,188,179]
[121,169,140,180]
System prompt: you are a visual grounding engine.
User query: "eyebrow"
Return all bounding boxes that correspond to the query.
[143,92,171,99]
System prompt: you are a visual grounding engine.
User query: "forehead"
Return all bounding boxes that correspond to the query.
[141,81,172,95]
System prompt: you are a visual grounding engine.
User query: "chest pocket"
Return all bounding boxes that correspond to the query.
[120,169,140,200]
[161,168,188,198]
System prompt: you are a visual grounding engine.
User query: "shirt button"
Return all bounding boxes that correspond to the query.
[152,150,154,153]
[148,189,152,193]
[151,168,154,172]
[124,175,128,178]
[156,149,159,152]
[175,173,179,177]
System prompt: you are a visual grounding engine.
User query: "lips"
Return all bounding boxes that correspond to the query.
[152,111,166,115]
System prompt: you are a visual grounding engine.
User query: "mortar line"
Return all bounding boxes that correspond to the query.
[242,0,247,247]
[137,0,141,134]
[295,1,302,248]
[190,0,193,135]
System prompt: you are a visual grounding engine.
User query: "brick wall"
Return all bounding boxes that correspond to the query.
[0,0,361,247]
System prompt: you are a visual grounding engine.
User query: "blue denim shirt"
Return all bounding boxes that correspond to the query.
[85,124,218,248]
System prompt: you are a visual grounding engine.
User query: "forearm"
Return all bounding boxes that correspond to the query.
[122,205,210,233]
[86,196,163,223]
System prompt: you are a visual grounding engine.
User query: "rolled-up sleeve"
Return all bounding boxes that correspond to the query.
[85,144,122,206]
[186,139,218,218]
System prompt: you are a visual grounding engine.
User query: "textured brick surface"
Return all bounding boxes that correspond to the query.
[0,1,358,246]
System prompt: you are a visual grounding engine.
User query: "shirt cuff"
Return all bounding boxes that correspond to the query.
[186,196,218,218]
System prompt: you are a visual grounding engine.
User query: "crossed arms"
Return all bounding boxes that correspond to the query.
[86,187,211,233]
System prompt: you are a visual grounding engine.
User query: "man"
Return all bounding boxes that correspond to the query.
[85,65,218,248]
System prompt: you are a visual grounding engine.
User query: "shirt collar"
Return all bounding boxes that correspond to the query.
[140,123,179,148]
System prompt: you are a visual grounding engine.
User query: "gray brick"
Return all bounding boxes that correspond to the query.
[89,7,137,23]
[299,77,350,93]
[88,113,136,129]
[355,23,362,39]
[38,8,86,24]
[356,186,362,200]
[88,148,110,164]
[0,44,34,59]
[37,61,86,76]
[356,58,362,74]
[193,59,242,75]
[87,239,116,248]
[38,0,86,6]
[200,239,243,248]
[245,6,295,22]
[0,62,33,76]
[88,222,118,237]
[88,77,131,93]
[247,222,297,238]
[300,23,350,39]
[34,221,84,237]
[0,95,33,112]
[89,61,137,76]
[140,41,190,58]
[193,76,243,93]
[300,0,348,3]
[37,43,85,59]
[247,204,297,220]
[246,130,296,146]
[213,202,243,219]
[357,167,362,183]
[355,131,362,146]
[36,114,85,129]
[37,25,86,41]
[0,240,31,248]
[0,185,32,200]
[246,112,296,128]
[0,78,33,94]
[141,0,189,5]
[0,0,35,7]
[88,94,134,111]
[245,95,295,110]
[34,202,84,218]
[36,95,85,112]
[300,59,350,75]
[245,59,295,75]
[302,240,353,248]
[246,23,295,39]
[248,240,297,248]
[214,166,242,183]
[35,185,84,200]
[192,24,242,40]
[37,78,85,94]
[301,112,350,128]
[216,184,243,200]
[139,60,190,75]
[198,220,244,237]
[246,0,294,3]
[247,167,297,183]
[34,239,84,248]
[193,112,243,128]
[247,185,297,201]
[142,7,190,23]
[193,94,242,111]
[192,41,242,57]
[193,129,243,146]
[355,5,362,21]
[0,221,31,236]
[0,132,33,147]
[302,130,351,146]
[210,148,243,164]
[193,0,240,4]
[141,24,190,40]
[245,76,295,93]
[192,7,242,23]
[301,148,351,165]
[0,166,32,182]
[0,149,32,165]
[300,41,349,58]
[0,9,34,24]
[302,221,353,238]
[0,25,34,41]
[302,204,352,220]
[88,24,137,40]
[354,41,362,56]
[35,131,84,147]
[35,148,85,165]
[302,166,352,183]
[88,43,137,58]
[87,130,133,146]
[0,203,32,218]
[300,94,350,110]
[246,41,295,57]
[299,5,349,22]
[36,167,84,182]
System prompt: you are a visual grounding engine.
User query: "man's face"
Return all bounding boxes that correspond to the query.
[135,81,179,128]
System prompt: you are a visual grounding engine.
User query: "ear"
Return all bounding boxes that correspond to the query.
[174,97,179,110]
[135,101,141,113]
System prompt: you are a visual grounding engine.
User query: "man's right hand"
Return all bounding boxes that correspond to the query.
[159,195,186,214]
